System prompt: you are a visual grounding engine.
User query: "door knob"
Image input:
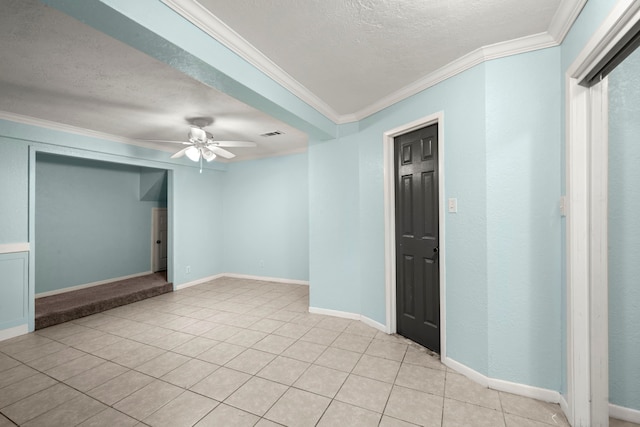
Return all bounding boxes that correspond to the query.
[433,247,439,253]
[156,240,161,244]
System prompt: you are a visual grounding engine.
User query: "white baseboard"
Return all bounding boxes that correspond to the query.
[36,271,153,298]
[176,273,309,290]
[360,315,388,333]
[442,356,561,405]
[176,274,225,290]
[489,376,561,404]
[308,307,387,333]
[610,403,640,424]
[0,324,29,342]
[309,307,361,320]
[224,273,309,286]
[442,356,490,388]
[0,243,30,254]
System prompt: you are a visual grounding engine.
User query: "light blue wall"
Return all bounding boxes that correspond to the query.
[357,65,490,374]
[0,252,28,331]
[309,131,361,313]
[0,118,228,313]
[486,48,562,390]
[0,139,29,244]
[172,167,225,284]
[35,154,164,294]
[608,47,640,411]
[223,153,309,281]
[2,0,633,403]
[140,169,167,202]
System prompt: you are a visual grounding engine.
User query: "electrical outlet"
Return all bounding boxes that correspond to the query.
[185,265,191,274]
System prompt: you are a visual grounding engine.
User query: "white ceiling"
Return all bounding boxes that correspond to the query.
[194,0,563,116]
[0,0,585,161]
[0,0,308,162]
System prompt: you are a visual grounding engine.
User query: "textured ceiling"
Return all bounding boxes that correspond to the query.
[0,0,579,161]
[196,0,562,115]
[0,0,307,162]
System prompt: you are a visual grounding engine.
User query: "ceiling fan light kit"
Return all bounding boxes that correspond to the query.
[165,118,258,172]
[184,146,202,162]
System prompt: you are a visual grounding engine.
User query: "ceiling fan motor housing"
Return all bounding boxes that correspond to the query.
[189,127,208,143]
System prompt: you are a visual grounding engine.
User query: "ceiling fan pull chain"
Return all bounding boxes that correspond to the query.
[199,154,203,173]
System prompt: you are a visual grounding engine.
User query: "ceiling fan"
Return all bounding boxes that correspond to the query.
[155,118,257,172]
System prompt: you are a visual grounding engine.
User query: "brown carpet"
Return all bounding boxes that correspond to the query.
[35,272,172,330]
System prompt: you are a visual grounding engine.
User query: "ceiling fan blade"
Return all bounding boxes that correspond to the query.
[170,147,191,159]
[144,139,191,145]
[209,146,236,159]
[213,140,257,148]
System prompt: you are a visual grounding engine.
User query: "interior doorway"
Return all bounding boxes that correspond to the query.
[29,147,173,331]
[394,123,441,352]
[152,208,168,272]
[565,3,640,425]
[384,112,446,357]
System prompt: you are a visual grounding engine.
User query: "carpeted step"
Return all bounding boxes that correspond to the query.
[35,272,172,330]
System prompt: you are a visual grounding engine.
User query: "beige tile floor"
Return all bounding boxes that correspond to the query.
[0,277,637,427]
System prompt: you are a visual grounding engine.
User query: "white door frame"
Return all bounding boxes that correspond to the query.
[383,111,446,358]
[565,2,640,425]
[151,207,168,273]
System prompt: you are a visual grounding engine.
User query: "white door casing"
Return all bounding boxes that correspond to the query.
[383,111,446,359]
[565,2,640,425]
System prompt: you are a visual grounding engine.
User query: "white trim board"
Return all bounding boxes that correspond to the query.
[35,271,153,298]
[443,356,562,405]
[308,307,387,333]
[565,2,640,425]
[610,404,640,424]
[223,273,309,286]
[175,273,309,291]
[0,243,30,254]
[0,324,29,342]
[160,0,340,123]
[163,0,585,124]
[0,111,175,154]
[383,112,447,359]
[175,274,225,290]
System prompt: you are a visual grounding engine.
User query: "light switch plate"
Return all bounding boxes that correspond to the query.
[448,198,457,213]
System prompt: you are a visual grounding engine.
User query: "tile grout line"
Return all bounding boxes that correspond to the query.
[1,278,526,427]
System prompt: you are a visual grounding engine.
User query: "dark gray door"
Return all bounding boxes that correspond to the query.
[394,123,440,352]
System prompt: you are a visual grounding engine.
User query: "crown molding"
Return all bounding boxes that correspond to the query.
[161,0,341,123]
[0,111,306,163]
[0,111,177,153]
[163,0,585,126]
[351,32,557,121]
[548,0,588,43]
